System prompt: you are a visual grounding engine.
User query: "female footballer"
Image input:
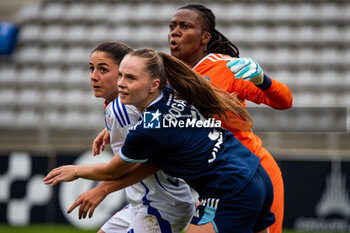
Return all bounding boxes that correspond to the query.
[44,48,275,233]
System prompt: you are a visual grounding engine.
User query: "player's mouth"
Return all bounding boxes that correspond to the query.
[169,40,179,50]
[118,90,129,97]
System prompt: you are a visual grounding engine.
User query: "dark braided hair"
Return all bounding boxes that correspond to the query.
[178,4,240,58]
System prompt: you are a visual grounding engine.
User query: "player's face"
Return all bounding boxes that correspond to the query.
[168,9,209,68]
[118,55,160,112]
[89,51,119,103]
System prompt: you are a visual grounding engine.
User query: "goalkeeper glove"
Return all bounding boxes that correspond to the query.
[227,57,264,85]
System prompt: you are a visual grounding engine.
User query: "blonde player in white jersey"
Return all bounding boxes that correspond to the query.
[76,42,195,233]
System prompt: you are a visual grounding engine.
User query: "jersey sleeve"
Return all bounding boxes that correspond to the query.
[194,56,293,110]
[106,98,141,153]
[119,130,160,163]
[231,73,293,110]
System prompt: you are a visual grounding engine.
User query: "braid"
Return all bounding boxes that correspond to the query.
[208,29,240,58]
[179,4,240,58]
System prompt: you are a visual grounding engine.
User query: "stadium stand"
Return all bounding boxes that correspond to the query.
[0,0,349,154]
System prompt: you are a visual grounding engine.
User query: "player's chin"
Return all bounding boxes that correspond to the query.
[119,95,130,105]
[170,49,183,60]
[170,49,178,56]
[93,91,103,99]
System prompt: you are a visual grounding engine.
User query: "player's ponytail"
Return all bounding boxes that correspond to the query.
[158,52,251,122]
[129,48,251,121]
[178,4,240,58]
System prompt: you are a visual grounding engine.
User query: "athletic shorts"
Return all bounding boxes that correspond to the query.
[190,165,275,233]
[101,204,187,233]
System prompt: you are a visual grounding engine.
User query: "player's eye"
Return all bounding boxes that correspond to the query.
[100,67,108,73]
[89,66,94,73]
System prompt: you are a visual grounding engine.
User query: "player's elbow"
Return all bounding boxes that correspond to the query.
[272,93,293,110]
[277,99,293,110]
[283,95,293,109]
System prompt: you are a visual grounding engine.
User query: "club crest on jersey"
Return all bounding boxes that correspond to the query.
[143,110,161,129]
[105,108,112,131]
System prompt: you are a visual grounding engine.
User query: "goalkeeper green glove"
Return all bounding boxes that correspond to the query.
[226,57,264,85]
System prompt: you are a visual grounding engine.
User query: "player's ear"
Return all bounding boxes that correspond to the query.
[201,31,211,46]
[149,78,160,93]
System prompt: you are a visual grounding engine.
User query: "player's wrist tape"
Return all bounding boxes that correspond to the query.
[255,74,272,90]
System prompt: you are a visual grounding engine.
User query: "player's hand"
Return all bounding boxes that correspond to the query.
[92,128,110,156]
[227,57,264,85]
[67,186,107,219]
[43,165,78,186]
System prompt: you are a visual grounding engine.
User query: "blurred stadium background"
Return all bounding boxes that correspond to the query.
[0,0,349,232]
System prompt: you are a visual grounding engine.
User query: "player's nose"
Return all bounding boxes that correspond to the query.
[170,26,181,37]
[90,70,99,82]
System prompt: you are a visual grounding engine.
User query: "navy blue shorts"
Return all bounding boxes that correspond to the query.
[190,165,275,233]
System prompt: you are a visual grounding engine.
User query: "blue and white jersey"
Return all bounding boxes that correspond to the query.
[105,97,140,152]
[105,96,195,228]
[120,88,261,200]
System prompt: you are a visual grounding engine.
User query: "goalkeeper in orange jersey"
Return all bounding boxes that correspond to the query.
[168,4,293,233]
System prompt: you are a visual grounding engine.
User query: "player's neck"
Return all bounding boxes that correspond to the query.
[136,91,162,113]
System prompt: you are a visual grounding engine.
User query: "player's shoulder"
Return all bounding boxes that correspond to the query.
[200,53,231,64]
[207,53,231,62]
[110,97,141,128]
[194,53,231,71]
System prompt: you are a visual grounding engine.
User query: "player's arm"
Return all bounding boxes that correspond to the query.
[226,58,293,109]
[43,151,136,186]
[68,161,159,219]
[92,127,110,156]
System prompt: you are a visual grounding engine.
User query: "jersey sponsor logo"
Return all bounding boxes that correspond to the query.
[208,129,223,163]
[143,110,161,129]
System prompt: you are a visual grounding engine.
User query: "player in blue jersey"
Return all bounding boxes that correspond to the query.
[44,48,275,233]
[61,42,195,233]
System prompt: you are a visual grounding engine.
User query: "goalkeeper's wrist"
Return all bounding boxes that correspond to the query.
[250,72,264,85]
[255,74,272,90]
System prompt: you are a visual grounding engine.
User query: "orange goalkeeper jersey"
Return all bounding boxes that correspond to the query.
[193,53,293,182]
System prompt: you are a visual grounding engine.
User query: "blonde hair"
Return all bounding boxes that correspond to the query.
[129,48,252,122]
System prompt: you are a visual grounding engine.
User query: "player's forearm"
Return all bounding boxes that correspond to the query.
[86,162,159,197]
[260,77,293,110]
[110,161,159,187]
[97,180,123,195]
[75,163,123,181]
[75,152,137,181]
